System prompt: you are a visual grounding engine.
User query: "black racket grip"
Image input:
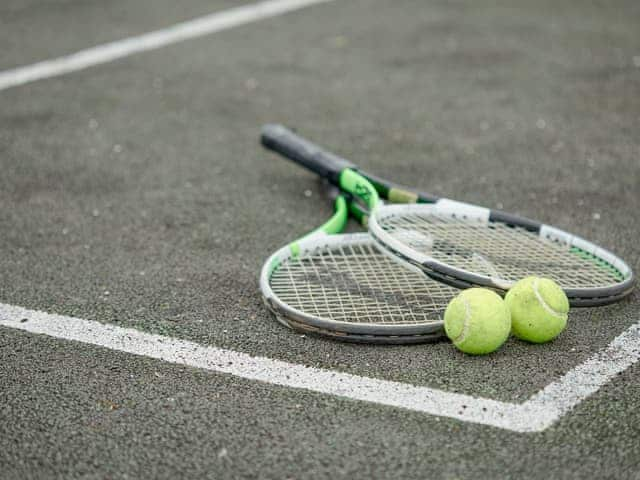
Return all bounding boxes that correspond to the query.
[261,124,355,185]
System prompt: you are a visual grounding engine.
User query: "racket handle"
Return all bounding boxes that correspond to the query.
[261,124,354,184]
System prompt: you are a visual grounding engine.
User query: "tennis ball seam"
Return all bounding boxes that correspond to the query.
[451,297,472,344]
[532,278,565,318]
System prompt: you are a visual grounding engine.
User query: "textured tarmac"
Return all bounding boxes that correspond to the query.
[1,0,639,478]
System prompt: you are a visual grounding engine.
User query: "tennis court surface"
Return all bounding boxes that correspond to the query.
[1,0,639,478]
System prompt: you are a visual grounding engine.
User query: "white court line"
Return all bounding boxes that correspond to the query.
[1,303,639,432]
[0,0,335,92]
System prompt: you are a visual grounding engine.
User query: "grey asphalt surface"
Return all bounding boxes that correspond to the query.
[1,0,639,478]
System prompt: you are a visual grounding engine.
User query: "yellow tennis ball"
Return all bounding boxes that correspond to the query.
[444,288,511,355]
[504,276,569,343]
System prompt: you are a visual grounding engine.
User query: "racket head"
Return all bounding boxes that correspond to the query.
[260,231,455,340]
[367,201,634,306]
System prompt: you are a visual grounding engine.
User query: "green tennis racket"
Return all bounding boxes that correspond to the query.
[260,193,458,344]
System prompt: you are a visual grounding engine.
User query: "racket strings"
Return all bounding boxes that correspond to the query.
[269,242,454,325]
[380,212,624,288]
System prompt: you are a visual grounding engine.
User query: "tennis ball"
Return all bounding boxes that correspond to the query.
[504,276,569,343]
[444,288,511,355]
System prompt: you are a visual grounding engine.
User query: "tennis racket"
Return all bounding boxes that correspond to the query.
[259,193,459,344]
[261,124,634,306]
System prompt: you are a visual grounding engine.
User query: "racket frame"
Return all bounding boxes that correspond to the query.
[261,230,446,337]
[273,313,443,344]
[260,190,455,342]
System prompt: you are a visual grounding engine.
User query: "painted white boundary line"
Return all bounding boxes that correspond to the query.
[0,0,335,92]
[1,302,638,432]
